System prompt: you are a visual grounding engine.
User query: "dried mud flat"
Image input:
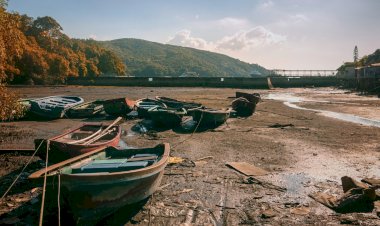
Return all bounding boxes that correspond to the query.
[0,86,379,226]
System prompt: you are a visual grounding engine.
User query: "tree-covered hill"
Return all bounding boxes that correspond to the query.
[0,3,126,85]
[100,38,268,77]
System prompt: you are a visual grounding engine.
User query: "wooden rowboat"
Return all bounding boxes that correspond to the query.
[135,98,167,119]
[232,97,257,117]
[30,96,84,119]
[155,96,202,110]
[148,106,187,127]
[103,97,135,116]
[35,122,121,163]
[236,92,261,104]
[67,100,105,118]
[29,143,170,224]
[188,107,230,127]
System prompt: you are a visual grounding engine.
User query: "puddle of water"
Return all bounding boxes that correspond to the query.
[280,173,310,194]
[267,93,380,128]
[116,140,134,149]
[266,93,304,103]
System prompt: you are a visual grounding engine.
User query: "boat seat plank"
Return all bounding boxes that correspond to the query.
[128,156,158,162]
[93,159,128,164]
[72,161,149,174]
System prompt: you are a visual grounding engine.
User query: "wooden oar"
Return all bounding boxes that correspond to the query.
[67,126,103,144]
[82,117,123,145]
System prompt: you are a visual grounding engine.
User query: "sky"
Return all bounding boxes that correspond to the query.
[7,0,380,69]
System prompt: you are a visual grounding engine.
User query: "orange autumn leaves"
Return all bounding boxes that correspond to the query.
[0,7,126,84]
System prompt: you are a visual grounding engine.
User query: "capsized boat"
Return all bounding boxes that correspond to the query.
[135,98,167,118]
[236,92,261,104]
[188,107,230,127]
[29,143,170,224]
[67,100,104,118]
[155,96,202,110]
[232,97,257,117]
[29,96,84,119]
[103,97,135,116]
[35,119,122,163]
[148,106,187,127]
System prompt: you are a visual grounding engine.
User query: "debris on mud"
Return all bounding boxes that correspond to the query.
[309,176,379,214]
[268,123,295,129]
[226,162,269,176]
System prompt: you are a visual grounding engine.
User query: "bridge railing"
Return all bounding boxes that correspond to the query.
[269,69,337,77]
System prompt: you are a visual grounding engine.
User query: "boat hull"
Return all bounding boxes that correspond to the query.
[148,108,185,127]
[103,98,134,116]
[189,109,230,127]
[29,143,170,224]
[136,99,167,119]
[67,100,104,118]
[232,97,256,116]
[155,96,202,110]
[55,167,164,224]
[236,92,261,104]
[29,96,84,119]
[35,124,121,163]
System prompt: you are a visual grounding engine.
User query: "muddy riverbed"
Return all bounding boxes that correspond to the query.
[0,86,379,225]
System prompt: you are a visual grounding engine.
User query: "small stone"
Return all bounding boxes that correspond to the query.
[312,153,318,156]
[194,160,207,167]
[290,206,310,215]
[261,209,276,218]
[339,215,358,225]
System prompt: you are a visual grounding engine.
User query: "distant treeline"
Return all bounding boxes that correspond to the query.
[1,0,268,85]
[0,1,126,85]
[100,38,269,78]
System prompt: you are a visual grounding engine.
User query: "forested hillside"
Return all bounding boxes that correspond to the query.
[0,2,126,85]
[101,38,268,77]
[360,49,380,66]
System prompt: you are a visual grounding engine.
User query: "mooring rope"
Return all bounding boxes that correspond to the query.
[57,173,61,226]
[39,140,50,226]
[0,140,45,199]
[172,111,204,149]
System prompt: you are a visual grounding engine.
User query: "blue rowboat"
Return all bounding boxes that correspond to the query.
[30,96,84,119]
[29,143,170,224]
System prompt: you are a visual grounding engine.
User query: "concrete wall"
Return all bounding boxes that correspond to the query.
[269,76,339,88]
[67,76,340,88]
[67,77,270,89]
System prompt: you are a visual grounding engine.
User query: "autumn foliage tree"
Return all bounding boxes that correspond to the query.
[0,1,126,120]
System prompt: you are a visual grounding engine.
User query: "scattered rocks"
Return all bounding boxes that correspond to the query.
[290,206,310,215]
[261,209,276,218]
[339,215,359,225]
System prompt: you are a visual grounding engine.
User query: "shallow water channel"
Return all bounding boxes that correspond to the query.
[266,93,380,128]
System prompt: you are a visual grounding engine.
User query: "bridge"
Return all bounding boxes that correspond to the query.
[268,69,337,77]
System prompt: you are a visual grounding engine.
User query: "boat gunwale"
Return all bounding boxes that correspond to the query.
[155,96,202,107]
[29,143,170,180]
[135,98,167,108]
[69,100,104,110]
[48,124,121,148]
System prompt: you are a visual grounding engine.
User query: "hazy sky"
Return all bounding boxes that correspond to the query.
[8,0,380,69]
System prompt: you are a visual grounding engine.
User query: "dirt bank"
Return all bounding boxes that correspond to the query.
[0,86,379,225]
